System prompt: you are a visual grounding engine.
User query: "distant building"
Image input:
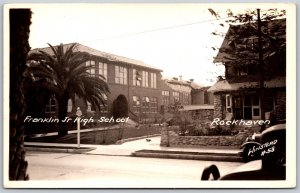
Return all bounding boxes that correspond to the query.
[161,76,214,119]
[191,86,214,106]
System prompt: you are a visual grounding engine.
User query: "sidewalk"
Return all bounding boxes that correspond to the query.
[25,136,242,162]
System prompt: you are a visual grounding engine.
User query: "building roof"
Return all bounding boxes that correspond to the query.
[163,77,205,90]
[30,43,162,71]
[214,18,286,64]
[196,86,211,91]
[208,76,285,92]
[178,105,214,111]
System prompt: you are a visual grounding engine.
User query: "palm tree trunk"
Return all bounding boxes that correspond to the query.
[57,93,69,136]
[9,9,31,180]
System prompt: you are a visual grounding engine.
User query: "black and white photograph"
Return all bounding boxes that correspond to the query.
[3,3,296,188]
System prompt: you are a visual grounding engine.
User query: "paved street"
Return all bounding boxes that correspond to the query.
[26,151,242,188]
[26,136,241,156]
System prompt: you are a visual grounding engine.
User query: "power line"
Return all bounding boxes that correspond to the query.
[83,16,231,43]
[82,9,285,43]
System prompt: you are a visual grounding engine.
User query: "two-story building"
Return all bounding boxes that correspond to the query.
[30,43,163,122]
[30,43,217,124]
[208,18,286,122]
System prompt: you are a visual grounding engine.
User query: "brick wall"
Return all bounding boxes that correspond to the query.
[161,126,252,147]
[73,59,163,121]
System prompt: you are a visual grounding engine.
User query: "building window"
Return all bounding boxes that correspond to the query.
[98,62,107,81]
[86,60,96,77]
[150,97,158,113]
[45,95,56,113]
[99,103,108,113]
[67,99,72,113]
[150,73,157,88]
[87,101,93,112]
[99,94,108,113]
[182,92,189,104]
[226,94,232,112]
[132,96,141,113]
[142,96,150,112]
[133,69,141,86]
[247,37,259,50]
[204,91,210,104]
[142,71,148,87]
[162,91,170,106]
[115,65,127,85]
[98,104,107,113]
[173,92,180,103]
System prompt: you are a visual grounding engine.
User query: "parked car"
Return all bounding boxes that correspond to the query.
[239,119,286,162]
[201,124,286,180]
[239,132,263,162]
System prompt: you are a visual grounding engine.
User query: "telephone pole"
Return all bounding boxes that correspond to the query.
[257,9,266,131]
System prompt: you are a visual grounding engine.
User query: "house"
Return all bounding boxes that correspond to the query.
[208,19,286,122]
[29,43,164,122]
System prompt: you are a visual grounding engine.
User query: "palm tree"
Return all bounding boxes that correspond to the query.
[26,43,110,135]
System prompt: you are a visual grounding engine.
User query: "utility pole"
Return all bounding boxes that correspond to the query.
[257,9,266,131]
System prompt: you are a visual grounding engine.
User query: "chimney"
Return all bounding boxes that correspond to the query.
[179,75,182,81]
[189,79,194,82]
[217,76,224,81]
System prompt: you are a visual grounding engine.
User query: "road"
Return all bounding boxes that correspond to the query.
[26,151,242,188]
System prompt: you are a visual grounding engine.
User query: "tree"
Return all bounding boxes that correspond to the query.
[211,8,286,76]
[9,9,31,180]
[26,43,110,135]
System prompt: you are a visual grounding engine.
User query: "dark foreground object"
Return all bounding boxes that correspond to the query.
[201,124,286,180]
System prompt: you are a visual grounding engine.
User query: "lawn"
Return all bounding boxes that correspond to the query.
[25,124,162,144]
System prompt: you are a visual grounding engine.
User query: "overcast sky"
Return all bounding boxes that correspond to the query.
[28,4,285,86]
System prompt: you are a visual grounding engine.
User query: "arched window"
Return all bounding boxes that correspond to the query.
[45,95,57,113]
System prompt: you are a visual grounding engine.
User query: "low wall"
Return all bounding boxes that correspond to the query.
[160,126,252,147]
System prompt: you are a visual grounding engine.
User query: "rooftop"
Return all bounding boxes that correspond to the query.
[208,76,285,92]
[214,18,286,64]
[178,105,214,111]
[163,76,204,90]
[30,43,162,71]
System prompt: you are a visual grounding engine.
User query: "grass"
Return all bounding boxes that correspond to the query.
[25,124,162,144]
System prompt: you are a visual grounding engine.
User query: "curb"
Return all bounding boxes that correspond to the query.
[25,146,96,154]
[131,150,242,162]
[115,134,161,144]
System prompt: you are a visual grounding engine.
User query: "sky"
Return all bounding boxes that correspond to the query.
[28,4,284,86]
[28,4,231,86]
